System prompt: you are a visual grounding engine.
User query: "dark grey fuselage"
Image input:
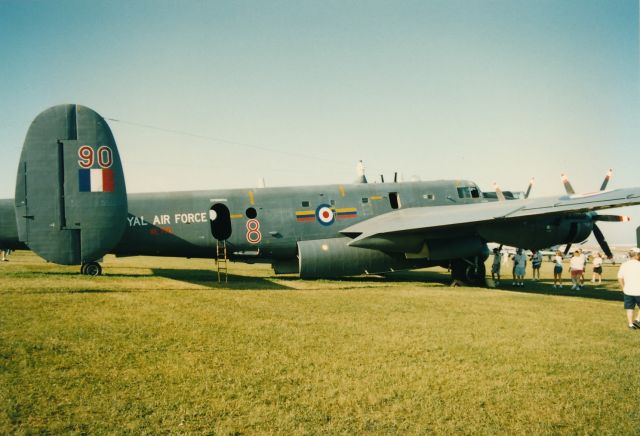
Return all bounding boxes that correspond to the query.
[113,179,483,262]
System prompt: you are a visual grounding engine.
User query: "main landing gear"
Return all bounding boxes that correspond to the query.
[450,257,486,286]
[80,262,102,276]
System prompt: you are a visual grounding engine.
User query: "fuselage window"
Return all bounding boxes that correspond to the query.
[361,197,369,203]
[330,199,335,206]
[302,200,310,207]
[389,192,400,209]
[423,194,435,200]
[246,207,257,219]
[470,187,480,198]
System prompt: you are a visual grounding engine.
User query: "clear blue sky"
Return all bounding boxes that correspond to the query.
[0,0,638,243]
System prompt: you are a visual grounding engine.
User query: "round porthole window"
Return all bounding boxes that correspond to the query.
[246,207,257,219]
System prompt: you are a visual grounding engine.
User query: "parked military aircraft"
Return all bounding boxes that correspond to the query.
[1,104,639,285]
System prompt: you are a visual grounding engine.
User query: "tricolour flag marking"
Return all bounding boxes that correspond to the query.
[79,168,115,193]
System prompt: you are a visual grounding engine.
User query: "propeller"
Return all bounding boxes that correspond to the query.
[524,177,535,199]
[600,168,613,191]
[564,243,572,256]
[561,173,575,195]
[593,215,630,222]
[592,224,612,259]
[560,170,625,259]
[492,182,506,201]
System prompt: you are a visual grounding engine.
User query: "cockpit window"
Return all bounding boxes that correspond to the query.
[457,187,471,199]
[458,186,480,199]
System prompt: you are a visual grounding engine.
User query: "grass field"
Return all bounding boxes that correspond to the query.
[1,250,639,434]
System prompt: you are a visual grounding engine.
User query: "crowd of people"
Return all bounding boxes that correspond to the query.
[491,246,640,330]
[491,247,609,290]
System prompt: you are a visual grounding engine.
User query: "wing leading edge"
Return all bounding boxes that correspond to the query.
[341,187,640,251]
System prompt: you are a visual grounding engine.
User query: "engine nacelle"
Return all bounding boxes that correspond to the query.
[405,237,487,261]
[477,215,593,249]
[297,237,432,279]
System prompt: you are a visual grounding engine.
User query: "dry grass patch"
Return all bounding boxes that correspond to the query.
[1,251,639,433]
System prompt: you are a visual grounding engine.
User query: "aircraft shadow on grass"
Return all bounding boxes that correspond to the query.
[151,268,291,290]
[66,289,129,294]
[15,288,130,295]
[495,280,623,302]
[276,269,452,286]
[150,267,452,290]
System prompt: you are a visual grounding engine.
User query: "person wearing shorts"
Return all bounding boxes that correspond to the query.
[617,248,640,330]
[491,248,502,285]
[530,250,542,280]
[591,252,603,284]
[553,250,564,288]
[513,249,526,287]
[569,250,584,290]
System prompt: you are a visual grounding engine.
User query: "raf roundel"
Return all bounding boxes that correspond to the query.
[315,204,335,226]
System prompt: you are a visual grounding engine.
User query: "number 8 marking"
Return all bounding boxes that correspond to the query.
[246,219,262,244]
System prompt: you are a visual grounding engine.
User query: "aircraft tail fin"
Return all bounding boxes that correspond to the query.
[14,104,128,265]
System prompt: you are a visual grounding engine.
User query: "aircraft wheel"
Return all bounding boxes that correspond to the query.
[465,262,486,286]
[451,258,486,286]
[82,262,102,276]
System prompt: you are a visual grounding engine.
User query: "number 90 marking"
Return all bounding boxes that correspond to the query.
[77,145,113,169]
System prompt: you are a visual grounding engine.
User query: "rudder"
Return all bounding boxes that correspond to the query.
[14,104,127,265]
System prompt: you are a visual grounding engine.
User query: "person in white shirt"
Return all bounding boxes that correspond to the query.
[553,250,564,288]
[591,252,603,284]
[569,250,584,290]
[617,248,640,330]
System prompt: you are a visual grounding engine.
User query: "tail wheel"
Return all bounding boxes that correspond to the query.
[81,262,102,276]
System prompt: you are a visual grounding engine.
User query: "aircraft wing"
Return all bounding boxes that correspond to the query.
[341,187,640,250]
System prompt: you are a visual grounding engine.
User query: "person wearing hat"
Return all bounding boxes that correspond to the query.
[617,247,640,330]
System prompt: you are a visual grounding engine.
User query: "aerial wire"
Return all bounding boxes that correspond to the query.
[106,117,352,166]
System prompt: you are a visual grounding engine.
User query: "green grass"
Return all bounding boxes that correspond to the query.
[1,251,639,434]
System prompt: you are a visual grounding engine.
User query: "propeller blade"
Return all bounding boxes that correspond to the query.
[600,168,613,191]
[564,243,572,256]
[593,215,630,222]
[592,223,613,259]
[493,182,506,201]
[561,173,575,195]
[525,177,534,199]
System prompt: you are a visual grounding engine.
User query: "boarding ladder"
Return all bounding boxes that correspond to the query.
[215,240,228,283]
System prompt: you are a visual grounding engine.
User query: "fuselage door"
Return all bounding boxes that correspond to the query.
[210,203,232,240]
[389,192,401,209]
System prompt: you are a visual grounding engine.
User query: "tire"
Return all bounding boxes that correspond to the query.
[83,262,102,276]
[465,262,486,286]
[451,258,486,286]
